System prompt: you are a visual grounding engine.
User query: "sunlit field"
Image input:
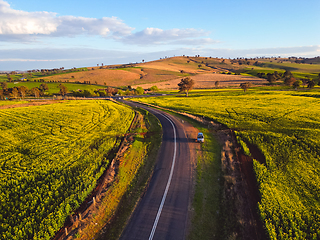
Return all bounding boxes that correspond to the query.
[135,89,320,239]
[0,100,134,239]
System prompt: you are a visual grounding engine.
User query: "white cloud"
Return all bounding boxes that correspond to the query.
[0,0,58,35]
[1,45,319,71]
[0,0,133,39]
[120,28,216,46]
[0,1,215,46]
[52,16,133,38]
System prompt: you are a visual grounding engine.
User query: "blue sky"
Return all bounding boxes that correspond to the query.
[0,0,319,71]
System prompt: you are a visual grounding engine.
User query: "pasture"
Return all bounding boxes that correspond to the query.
[135,89,320,239]
[32,67,185,88]
[0,100,134,239]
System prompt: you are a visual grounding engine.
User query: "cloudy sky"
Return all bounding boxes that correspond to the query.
[0,0,319,71]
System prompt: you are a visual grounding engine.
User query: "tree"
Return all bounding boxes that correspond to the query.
[274,71,281,79]
[135,86,144,95]
[17,86,28,98]
[11,88,19,99]
[150,85,159,92]
[31,87,40,98]
[125,89,132,96]
[0,82,8,89]
[39,83,49,93]
[293,80,302,89]
[240,82,251,92]
[301,78,308,88]
[307,79,316,88]
[178,77,194,97]
[106,87,114,96]
[283,70,293,79]
[267,73,277,84]
[257,72,265,78]
[284,77,296,86]
[6,74,13,82]
[117,89,124,96]
[58,84,68,96]
[97,90,106,97]
[83,89,95,97]
[0,89,4,100]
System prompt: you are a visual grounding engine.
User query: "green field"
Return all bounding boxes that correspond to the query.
[244,67,319,81]
[135,89,320,239]
[0,68,88,82]
[4,82,103,95]
[0,100,134,239]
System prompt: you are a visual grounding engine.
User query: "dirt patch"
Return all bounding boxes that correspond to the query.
[133,77,181,90]
[192,73,268,88]
[36,68,141,87]
[133,73,267,90]
[136,57,201,73]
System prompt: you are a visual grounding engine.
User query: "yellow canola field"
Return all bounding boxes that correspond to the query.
[136,90,320,239]
[0,100,134,240]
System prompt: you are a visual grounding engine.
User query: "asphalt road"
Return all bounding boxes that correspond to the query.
[119,100,193,240]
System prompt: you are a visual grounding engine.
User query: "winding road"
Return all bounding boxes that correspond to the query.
[119,100,196,240]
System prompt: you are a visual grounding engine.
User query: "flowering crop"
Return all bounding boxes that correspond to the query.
[136,90,320,239]
[0,100,134,239]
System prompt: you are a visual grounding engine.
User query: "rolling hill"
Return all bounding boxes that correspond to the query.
[32,56,267,89]
[1,56,319,91]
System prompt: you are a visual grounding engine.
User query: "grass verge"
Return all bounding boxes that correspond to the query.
[188,127,222,240]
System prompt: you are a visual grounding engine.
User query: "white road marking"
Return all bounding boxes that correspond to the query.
[148,112,177,240]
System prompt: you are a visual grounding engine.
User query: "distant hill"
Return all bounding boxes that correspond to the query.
[31,56,265,89]
[303,56,320,64]
[3,56,319,90]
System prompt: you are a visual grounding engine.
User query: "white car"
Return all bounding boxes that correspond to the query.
[196,132,204,143]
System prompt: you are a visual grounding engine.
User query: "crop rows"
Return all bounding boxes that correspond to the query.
[136,90,320,239]
[0,100,134,239]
